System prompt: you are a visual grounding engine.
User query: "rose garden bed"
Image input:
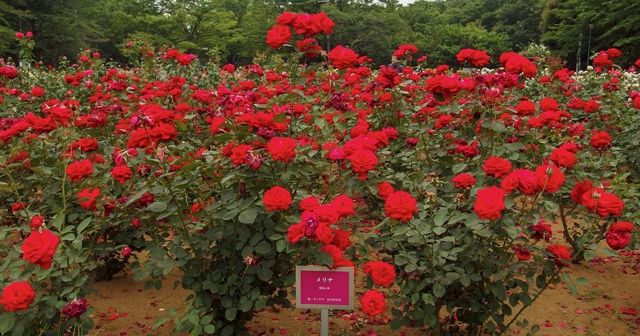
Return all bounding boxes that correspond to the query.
[1,11,640,336]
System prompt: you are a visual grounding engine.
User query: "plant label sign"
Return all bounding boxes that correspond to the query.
[295,266,354,310]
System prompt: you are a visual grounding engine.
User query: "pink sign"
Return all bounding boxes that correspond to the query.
[296,266,354,310]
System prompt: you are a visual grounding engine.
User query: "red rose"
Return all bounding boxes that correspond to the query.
[452,173,476,188]
[633,96,640,110]
[176,53,196,66]
[331,228,351,251]
[263,186,292,211]
[360,289,386,317]
[331,195,355,219]
[505,54,537,78]
[473,187,505,220]
[266,25,291,49]
[535,164,565,193]
[21,230,60,269]
[230,144,253,167]
[606,48,621,58]
[348,149,378,180]
[78,188,101,211]
[30,216,44,230]
[580,188,624,217]
[314,204,340,225]
[320,244,344,266]
[30,86,44,97]
[583,99,601,113]
[275,12,297,26]
[593,53,613,68]
[610,222,634,232]
[606,231,631,250]
[328,45,359,69]
[514,247,532,261]
[530,220,552,241]
[363,261,396,287]
[549,148,577,169]
[500,169,539,195]
[287,222,304,244]
[570,179,592,204]
[296,38,322,58]
[377,182,395,200]
[514,100,536,116]
[547,244,571,267]
[66,159,94,182]
[606,221,634,250]
[70,137,99,153]
[457,49,491,67]
[299,196,320,211]
[266,137,297,162]
[384,191,418,222]
[482,156,512,178]
[111,165,133,184]
[539,97,559,111]
[0,281,36,312]
[291,211,333,245]
[590,130,612,150]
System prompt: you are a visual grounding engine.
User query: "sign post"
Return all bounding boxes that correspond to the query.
[296,266,354,336]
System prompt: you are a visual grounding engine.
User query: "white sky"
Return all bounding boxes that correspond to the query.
[398,0,416,5]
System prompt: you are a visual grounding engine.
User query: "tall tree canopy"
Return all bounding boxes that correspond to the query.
[0,0,637,68]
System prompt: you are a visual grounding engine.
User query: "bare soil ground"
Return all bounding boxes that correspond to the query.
[86,229,640,336]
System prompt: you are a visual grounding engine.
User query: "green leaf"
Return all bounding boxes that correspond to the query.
[147,202,167,212]
[575,277,589,286]
[203,324,216,334]
[255,241,271,255]
[0,312,16,334]
[76,217,92,234]
[153,317,170,329]
[433,283,446,298]
[258,267,273,282]
[422,293,435,305]
[238,208,258,224]
[124,188,150,206]
[433,208,449,227]
[583,250,596,261]
[225,307,237,321]
[52,212,65,231]
[452,163,467,174]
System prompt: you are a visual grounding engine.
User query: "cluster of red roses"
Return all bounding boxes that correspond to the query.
[2,16,640,327]
[162,49,197,66]
[0,224,61,312]
[456,48,492,67]
[592,48,622,70]
[266,12,334,52]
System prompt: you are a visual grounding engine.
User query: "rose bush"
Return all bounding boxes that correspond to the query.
[1,13,639,336]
